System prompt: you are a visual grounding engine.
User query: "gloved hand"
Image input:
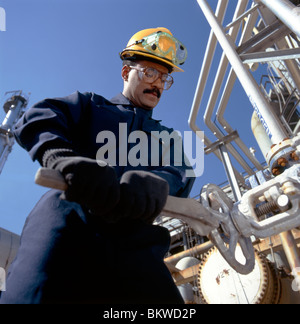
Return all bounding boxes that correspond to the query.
[43,150,120,216]
[114,170,169,224]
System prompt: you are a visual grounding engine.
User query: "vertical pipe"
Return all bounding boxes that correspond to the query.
[202,1,256,176]
[1,96,26,131]
[189,0,246,185]
[196,0,287,144]
[188,0,229,131]
[219,145,242,201]
[280,231,300,293]
[251,111,273,161]
[259,0,300,39]
[0,95,27,175]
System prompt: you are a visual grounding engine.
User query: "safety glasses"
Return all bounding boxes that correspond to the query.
[130,66,174,90]
[133,31,187,66]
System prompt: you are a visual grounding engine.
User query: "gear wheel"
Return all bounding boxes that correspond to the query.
[197,246,281,304]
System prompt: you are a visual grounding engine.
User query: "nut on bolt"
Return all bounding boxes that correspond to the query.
[277,158,288,167]
[272,168,281,176]
[291,151,300,161]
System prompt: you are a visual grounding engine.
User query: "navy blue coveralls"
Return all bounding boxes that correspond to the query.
[0,92,194,304]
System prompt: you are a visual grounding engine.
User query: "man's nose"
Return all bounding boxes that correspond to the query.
[151,77,164,91]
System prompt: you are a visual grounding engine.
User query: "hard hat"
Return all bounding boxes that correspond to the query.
[120,27,187,73]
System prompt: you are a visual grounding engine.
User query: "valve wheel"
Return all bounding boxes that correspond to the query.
[200,184,255,275]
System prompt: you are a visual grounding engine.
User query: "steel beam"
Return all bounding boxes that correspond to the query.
[240,48,300,64]
[258,0,300,39]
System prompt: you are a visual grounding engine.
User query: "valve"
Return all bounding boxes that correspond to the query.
[200,184,255,275]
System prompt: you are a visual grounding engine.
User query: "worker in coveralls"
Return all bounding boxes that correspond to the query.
[0,27,195,304]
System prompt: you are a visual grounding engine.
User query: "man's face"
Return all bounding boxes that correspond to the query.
[122,60,170,110]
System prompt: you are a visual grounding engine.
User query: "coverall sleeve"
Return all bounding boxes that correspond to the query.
[14,91,91,164]
[152,166,195,198]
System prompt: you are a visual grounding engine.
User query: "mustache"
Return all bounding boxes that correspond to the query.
[143,88,161,99]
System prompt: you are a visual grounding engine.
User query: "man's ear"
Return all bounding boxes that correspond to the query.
[121,65,130,81]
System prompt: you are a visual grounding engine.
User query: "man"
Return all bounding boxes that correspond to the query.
[0,27,194,304]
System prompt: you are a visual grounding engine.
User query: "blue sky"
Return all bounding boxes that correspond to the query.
[0,0,265,234]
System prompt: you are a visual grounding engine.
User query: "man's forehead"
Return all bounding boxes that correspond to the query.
[137,60,169,74]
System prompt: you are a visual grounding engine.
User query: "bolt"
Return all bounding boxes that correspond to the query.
[282,181,297,196]
[291,151,300,161]
[272,168,281,176]
[278,158,288,167]
[277,194,290,212]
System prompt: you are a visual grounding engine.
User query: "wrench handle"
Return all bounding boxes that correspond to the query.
[34,167,216,237]
[35,168,68,191]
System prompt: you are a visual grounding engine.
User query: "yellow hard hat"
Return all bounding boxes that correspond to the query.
[120,27,187,73]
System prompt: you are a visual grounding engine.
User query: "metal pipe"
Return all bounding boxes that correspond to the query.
[225,3,260,31]
[203,1,257,176]
[216,7,263,171]
[258,0,300,40]
[188,0,247,184]
[251,111,273,160]
[284,57,300,98]
[189,0,228,133]
[240,48,300,64]
[197,0,287,144]
[258,3,300,97]
[293,119,300,134]
[0,93,27,175]
[188,0,231,172]
[216,71,264,170]
[219,144,242,201]
[164,240,214,266]
[217,5,272,166]
[189,0,253,183]
[280,231,300,293]
[0,144,12,175]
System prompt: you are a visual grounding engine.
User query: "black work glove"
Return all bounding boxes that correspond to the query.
[43,149,120,216]
[114,170,169,224]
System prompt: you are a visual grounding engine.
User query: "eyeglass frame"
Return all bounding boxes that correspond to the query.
[128,65,174,90]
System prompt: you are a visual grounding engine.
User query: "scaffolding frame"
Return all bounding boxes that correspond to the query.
[189,0,300,192]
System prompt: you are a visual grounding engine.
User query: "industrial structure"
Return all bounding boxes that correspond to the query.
[159,0,300,304]
[0,91,27,293]
[1,0,300,304]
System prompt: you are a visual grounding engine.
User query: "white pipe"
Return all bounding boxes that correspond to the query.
[258,3,300,98]
[189,0,228,134]
[215,6,263,170]
[188,0,246,184]
[251,111,273,160]
[0,94,27,175]
[202,0,257,176]
[197,0,287,144]
[258,0,300,39]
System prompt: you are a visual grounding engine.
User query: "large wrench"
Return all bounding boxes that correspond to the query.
[35,168,218,236]
[35,168,255,274]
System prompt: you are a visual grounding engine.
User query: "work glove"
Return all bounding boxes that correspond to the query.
[42,149,120,216]
[114,170,169,224]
